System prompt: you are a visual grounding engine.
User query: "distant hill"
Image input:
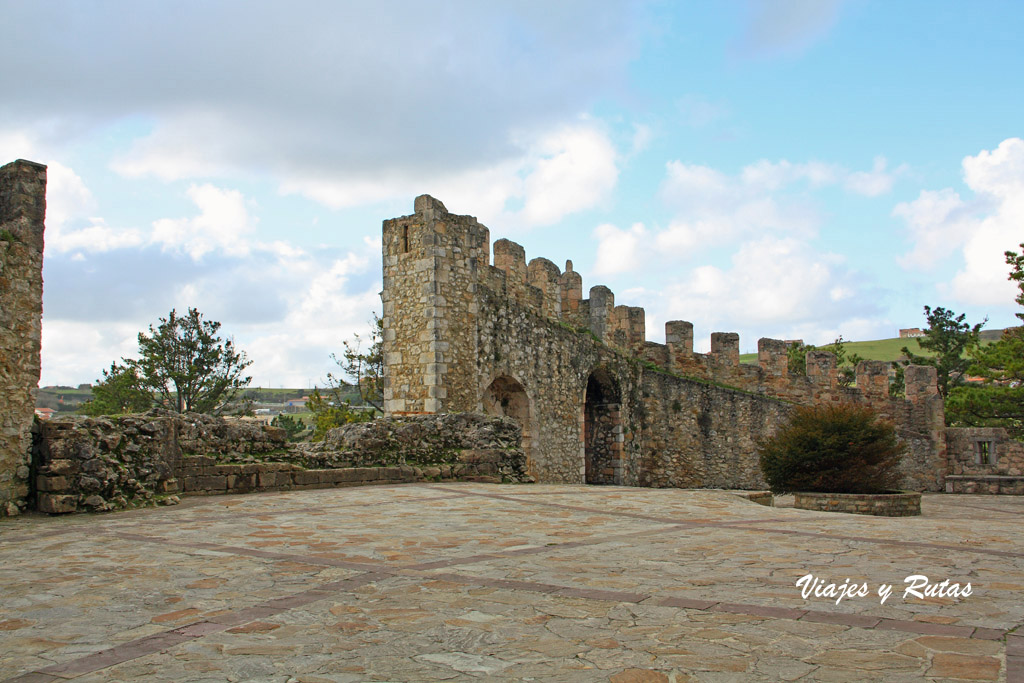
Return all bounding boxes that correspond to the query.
[36,386,358,412]
[738,330,1006,365]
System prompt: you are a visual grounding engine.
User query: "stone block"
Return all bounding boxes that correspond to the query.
[37,493,78,514]
[36,475,68,492]
[196,475,227,491]
[256,471,287,488]
[293,470,323,486]
[44,458,75,475]
[382,466,405,480]
[226,474,255,491]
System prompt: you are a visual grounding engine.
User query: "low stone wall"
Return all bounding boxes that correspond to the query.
[179,451,510,496]
[794,491,921,517]
[740,491,774,507]
[33,411,527,514]
[944,475,1024,495]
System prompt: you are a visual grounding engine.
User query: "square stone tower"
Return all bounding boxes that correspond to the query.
[381,195,490,414]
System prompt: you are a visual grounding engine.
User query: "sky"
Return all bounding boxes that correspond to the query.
[2,0,1022,388]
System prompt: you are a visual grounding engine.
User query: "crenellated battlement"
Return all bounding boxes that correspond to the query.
[383,194,938,412]
[381,195,947,491]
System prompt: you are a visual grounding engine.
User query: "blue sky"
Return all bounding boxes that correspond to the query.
[2,0,1022,387]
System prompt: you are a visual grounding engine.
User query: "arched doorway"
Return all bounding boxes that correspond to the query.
[584,368,622,485]
[482,375,533,474]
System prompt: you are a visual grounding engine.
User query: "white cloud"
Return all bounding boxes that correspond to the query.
[4,3,639,201]
[845,156,904,197]
[590,154,891,350]
[41,319,141,385]
[662,237,845,326]
[651,155,901,261]
[640,236,880,351]
[41,238,383,387]
[521,125,618,225]
[150,184,256,259]
[240,253,381,387]
[44,161,146,254]
[0,129,40,161]
[593,222,647,275]
[45,161,96,230]
[895,137,1024,307]
[53,218,145,253]
[740,159,841,190]
[893,188,976,268]
[279,122,620,228]
[591,154,900,291]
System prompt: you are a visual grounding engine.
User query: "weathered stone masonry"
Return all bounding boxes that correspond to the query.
[382,196,950,491]
[34,412,528,514]
[0,160,45,516]
[0,163,1014,510]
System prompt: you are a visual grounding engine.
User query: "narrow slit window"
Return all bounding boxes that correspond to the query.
[976,440,992,465]
[402,226,409,253]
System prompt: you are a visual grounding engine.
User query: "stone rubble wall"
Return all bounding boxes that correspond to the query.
[33,412,527,514]
[34,414,184,513]
[381,196,950,492]
[0,160,46,516]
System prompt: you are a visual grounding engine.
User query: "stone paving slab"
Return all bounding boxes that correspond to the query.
[1,484,1022,681]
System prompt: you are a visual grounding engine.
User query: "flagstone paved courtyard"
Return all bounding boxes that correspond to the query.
[1,484,1022,682]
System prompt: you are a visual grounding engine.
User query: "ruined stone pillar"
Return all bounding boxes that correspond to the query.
[806,350,838,390]
[623,306,646,356]
[757,338,789,377]
[0,159,46,516]
[493,239,527,303]
[710,332,740,368]
[588,286,614,344]
[665,320,693,371]
[856,360,892,400]
[558,260,584,328]
[527,257,562,319]
[903,364,948,491]
[905,365,939,404]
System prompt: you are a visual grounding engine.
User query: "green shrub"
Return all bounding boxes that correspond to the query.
[758,404,905,494]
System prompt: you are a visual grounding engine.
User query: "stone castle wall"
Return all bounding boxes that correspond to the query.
[34,412,528,514]
[0,160,46,516]
[381,196,948,490]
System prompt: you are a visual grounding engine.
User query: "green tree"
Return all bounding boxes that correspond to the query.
[787,341,815,375]
[271,413,307,442]
[338,313,384,411]
[125,307,253,414]
[78,362,152,416]
[821,335,864,388]
[946,243,1024,438]
[306,387,372,441]
[306,314,383,438]
[900,306,984,398]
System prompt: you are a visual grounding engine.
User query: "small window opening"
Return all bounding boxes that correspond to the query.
[976,440,993,465]
[402,226,409,253]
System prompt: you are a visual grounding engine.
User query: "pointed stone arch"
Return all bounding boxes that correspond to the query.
[482,374,534,476]
[584,367,623,485]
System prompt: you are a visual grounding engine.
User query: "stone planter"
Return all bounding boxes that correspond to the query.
[793,491,921,517]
